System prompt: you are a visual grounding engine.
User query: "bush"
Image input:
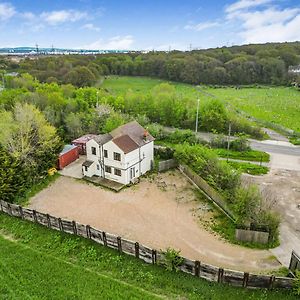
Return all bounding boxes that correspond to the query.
[147,123,168,140]
[211,133,250,152]
[165,129,198,145]
[210,134,228,149]
[233,184,279,242]
[230,134,250,151]
[161,248,184,272]
[154,146,174,160]
[174,143,240,197]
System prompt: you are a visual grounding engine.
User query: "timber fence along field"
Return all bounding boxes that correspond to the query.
[0,200,294,290]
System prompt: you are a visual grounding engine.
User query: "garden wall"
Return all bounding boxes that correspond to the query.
[0,200,294,289]
[158,159,178,172]
[235,229,269,244]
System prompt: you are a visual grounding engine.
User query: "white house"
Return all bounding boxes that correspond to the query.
[82,121,154,185]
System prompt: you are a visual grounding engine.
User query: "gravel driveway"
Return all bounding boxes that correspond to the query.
[28,171,280,272]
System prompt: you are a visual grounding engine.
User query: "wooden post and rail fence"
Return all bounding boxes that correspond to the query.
[0,199,296,290]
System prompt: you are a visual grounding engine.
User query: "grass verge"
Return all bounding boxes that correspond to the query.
[0,213,296,299]
[228,161,269,175]
[215,149,270,162]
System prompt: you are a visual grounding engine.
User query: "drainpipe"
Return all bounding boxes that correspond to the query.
[139,147,141,176]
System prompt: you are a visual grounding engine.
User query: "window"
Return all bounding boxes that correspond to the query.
[105,166,111,173]
[84,166,88,172]
[104,149,108,158]
[97,164,100,170]
[114,152,121,161]
[114,168,121,176]
[91,147,96,155]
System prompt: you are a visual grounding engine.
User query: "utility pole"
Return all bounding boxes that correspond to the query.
[96,91,99,108]
[35,43,39,55]
[189,43,192,51]
[195,98,200,133]
[227,123,231,162]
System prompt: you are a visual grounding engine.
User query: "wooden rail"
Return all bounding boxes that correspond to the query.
[0,200,294,289]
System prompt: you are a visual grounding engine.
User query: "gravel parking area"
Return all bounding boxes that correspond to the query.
[28,170,280,272]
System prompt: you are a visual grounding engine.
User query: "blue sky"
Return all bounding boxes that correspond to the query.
[0,0,300,50]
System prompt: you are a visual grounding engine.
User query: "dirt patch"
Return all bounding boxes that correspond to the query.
[28,170,280,272]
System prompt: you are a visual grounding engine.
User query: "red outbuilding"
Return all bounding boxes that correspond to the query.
[57,144,79,170]
[72,134,97,155]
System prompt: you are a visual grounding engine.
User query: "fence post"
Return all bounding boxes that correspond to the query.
[32,210,37,222]
[268,275,275,290]
[86,225,91,239]
[58,218,63,231]
[102,231,107,246]
[135,242,140,258]
[195,260,201,277]
[18,205,24,219]
[218,268,224,283]
[243,272,249,287]
[72,221,77,235]
[46,214,51,228]
[7,203,12,216]
[152,249,157,264]
[0,201,3,212]
[117,237,122,253]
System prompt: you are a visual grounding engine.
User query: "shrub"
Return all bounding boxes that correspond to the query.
[161,248,184,272]
[210,134,228,149]
[154,146,174,160]
[165,129,198,145]
[233,184,280,242]
[230,134,251,151]
[174,143,240,197]
[147,123,168,140]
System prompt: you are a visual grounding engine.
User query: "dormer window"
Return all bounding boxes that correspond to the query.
[91,147,96,155]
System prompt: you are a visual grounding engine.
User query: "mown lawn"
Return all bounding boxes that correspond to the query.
[101,76,300,133]
[0,213,297,300]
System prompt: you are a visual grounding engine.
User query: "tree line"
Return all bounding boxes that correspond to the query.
[2,41,300,86]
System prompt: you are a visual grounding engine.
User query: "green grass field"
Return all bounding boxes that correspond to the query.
[0,213,297,300]
[101,76,300,133]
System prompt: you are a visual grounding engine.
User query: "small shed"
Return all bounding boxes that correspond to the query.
[72,134,97,155]
[57,144,79,170]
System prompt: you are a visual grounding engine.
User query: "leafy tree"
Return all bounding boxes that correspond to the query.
[65,66,96,87]
[0,103,62,173]
[0,146,28,202]
[200,100,228,132]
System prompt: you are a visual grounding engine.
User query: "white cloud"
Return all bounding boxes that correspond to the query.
[41,10,88,25]
[82,23,100,32]
[184,21,219,31]
[0,2,16,21]
[82,35,134,50]
[20,12,35,21]
[225,0,272,14]
[225,0,300,43]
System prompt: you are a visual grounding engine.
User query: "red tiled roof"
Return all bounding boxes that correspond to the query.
[112,134,139,154]
[110,121,154,147]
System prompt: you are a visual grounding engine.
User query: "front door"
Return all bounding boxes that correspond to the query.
[130,167,135,180]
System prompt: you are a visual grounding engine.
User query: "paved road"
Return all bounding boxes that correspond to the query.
[250,140,300,156]
[193,130,300,157]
